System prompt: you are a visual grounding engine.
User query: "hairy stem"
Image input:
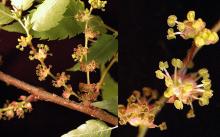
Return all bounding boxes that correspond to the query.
[0,71,118,125]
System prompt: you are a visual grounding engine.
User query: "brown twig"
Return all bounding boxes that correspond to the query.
[0,71,118,125]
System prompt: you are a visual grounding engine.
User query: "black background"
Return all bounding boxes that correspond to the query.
[120,0,220,137]
[1,0,220,137]
[0,0,118,137]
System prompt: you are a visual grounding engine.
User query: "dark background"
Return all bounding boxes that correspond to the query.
[120,0,220,137]
[0,0,118,137]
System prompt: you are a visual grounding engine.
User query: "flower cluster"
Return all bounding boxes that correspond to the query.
[167,11,219,47]
[72,44,88,62]
[36,64,52,81]
[155,58,213,117]
[16,35,32,51]
[85,27,100,39]
[29,44,51,61]
[118,89,166,130]
[52,72,70,88]
[88,0,107,11]
[79,83,99,103]
[0,96,32,120]
[75,9,91,22]
[80,60,97,72]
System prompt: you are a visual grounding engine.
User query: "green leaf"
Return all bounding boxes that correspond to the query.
[0,22,25,34]
[102,73,118,100]
[0,3,14,25]
[61,120,112,137]
[92,73,118,115]
[92,98,118,115]
[89,16,107,34]
[68,34,118,71]
[31,0,85,40]
[31,0,70,31]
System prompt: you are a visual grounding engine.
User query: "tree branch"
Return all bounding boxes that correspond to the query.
[0,71,118,125]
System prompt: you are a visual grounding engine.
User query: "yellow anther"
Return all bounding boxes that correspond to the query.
[155,70,165,79]
[200,28,211,39]
[167,15,177,27]
[165,77,173,87]
[192,18,205,32]
[207,32,219,44]
[164,87,174,98]
[187,11,195,22]
[203,90,213,98]
[171,58,183,68]
[174,100,183,110]
[159,61,169,70]
[195,36,205,47]
[167,28,176,40]
[177,22,185,32]
[198,68,208,77]
[202,78,211,85]
[199,97,209,106]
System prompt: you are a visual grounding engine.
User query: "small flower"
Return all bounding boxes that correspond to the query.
[24,102,32,111]
[159,122,167,131]
[62,85,74,99]
[0,97,32,120]
[52,72,70,88]
[75,9,91,22]
[80,60,97,72]
[166,11,219,47]
[88,0,107,11]
[118,89,165,130]
[79,83,99,102]
[5,110,14,120]
[155,58,213,117]
[72,44,88,62]
[16,108,24,118]
[36,64,51,81]
[85,27,100,39]
[29,44,51,61]
[16,35,32,51]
